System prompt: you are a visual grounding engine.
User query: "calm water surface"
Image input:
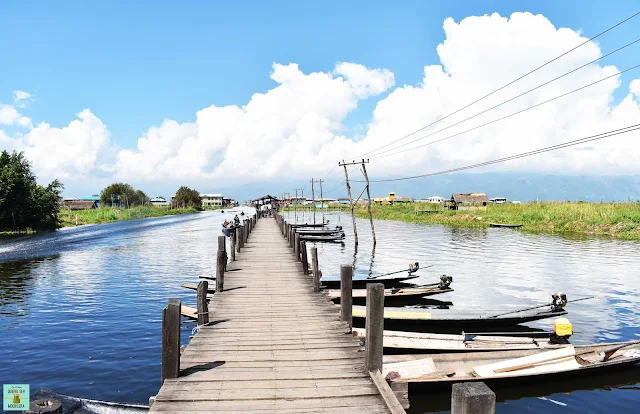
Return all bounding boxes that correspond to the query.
[1,209,639,413]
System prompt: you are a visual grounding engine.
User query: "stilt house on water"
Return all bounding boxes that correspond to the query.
[445,193,490,211]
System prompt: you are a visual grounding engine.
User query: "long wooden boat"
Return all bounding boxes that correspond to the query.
[31,388,148,413]
[324,285,453,305]
[351,305,568,330]
[299,233,345,242]
[489,223,523,228]
[352,328,564,351]
[290,222,328,228]
[295,227,343,235]
[381,341,640,388]
[321,274,420,289]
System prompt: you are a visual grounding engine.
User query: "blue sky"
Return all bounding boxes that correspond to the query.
[1,1,640,199]
[2,0,638,148]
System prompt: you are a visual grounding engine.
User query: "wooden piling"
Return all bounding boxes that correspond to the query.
[451,382,496,414]
[294,233,301,260]
[301,241,309,275]
[311,247,320,292]
[218,235,226,272]
[216,249,225,292]
[197,281,209,325]
[340,264,353,331]
[230,232,236,261]
[244,222,249,243]
[365,283,384,372]
[237,227,243,251]
[161,298,181,382]
[290,227,295,248]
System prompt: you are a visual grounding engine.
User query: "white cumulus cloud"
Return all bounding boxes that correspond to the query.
[3,11,640,191]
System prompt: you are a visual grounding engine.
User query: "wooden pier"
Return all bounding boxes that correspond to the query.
[151,212,405,413]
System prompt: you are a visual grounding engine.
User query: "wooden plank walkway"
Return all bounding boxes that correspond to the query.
[151,216,396,413]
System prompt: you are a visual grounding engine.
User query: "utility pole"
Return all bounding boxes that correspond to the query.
[339,161,359,246]
[311,179,316,225]
[311,179,324,225]
[360,159,376,245]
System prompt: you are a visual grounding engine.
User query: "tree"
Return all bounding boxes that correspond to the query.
[100,183,149,207]
[172,186,202,209]
[0,150,63,230]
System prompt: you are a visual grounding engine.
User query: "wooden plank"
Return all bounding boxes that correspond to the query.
[369,370,407,414]
[151,217,390,413]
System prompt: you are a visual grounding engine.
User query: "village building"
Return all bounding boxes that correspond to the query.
[446,193,490,210]
[63,199,98,210]
[200,193,224,207]
[373,192,412,205]
[150,196,170,207]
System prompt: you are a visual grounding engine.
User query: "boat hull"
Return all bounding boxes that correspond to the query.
[321,274,420,289]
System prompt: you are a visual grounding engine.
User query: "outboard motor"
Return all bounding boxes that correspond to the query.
[408,262,419,274]
[551,292,568,312]
[439,275,453,289]
[550,317,573,344]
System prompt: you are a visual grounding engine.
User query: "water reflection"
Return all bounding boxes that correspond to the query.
[1,210,639,412]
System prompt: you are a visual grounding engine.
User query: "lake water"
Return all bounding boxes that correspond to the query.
[1,208,639,413]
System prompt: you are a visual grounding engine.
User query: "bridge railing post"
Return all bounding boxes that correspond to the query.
[294,233,301,260]
[197,280,209,325]
[230,231,236,261]
[290,228,295,248]
[301,241,309,275]
[218,235,226,272]
[312,247,320,292]
[365,283,384,372]
[452,383,496,414]
[237,227,244,251]
[217,249,225,292]
[340,265,353,331]
[161,298,181,382]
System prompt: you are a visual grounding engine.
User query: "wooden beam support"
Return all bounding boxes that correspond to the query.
[161,298,181,382]
[340,264,353,331]
[365,283,384,372]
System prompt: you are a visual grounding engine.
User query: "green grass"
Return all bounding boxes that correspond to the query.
[59,206,200,227]
[0,228,37,236]
[342,202,640,240]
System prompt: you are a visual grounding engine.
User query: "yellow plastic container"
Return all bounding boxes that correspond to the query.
[554,318,573,337]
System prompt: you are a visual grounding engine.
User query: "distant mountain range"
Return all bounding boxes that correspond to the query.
[222,173,640,203]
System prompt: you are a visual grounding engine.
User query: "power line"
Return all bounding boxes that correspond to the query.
[369,38,640,158]
[369,64,640,159]
[353,124,640,183]
[358,10,640,158]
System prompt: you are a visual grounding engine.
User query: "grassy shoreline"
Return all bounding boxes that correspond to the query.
[289,202,640,240]
[59,206,200,227]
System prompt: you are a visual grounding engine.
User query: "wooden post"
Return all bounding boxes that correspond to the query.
[340,160,359,246]
[26,399,63,414]
[244,222,249,243]
[230,232,236,261]
[340,264,353,331]
[311,247,320,292]
[237,227,243,251]
[290,228,295,248]
[301,241,309,275]
[216,249,225,292]
[218,235,226,272]
[294,233,301,260]
[197,281,209,325]
[161,298,181,382]
[361,159,376,246]
[365,283,384,372]
[451,382,496,414]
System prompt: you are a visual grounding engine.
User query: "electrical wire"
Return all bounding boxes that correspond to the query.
[357,10,640,158]
[368,64,639,159]
[369,39,640,158]
[352,124,640,183]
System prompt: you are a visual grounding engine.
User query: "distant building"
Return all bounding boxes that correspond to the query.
[338,197,351,205]
[201,193,223,207]
[446,193,489,211]
[490,197,507,204]
[150,196,170,207]
[416,196,446,204]
[63,199,98,210]
[373,192,412,205]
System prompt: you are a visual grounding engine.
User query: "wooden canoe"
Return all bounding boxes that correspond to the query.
[295,227,343,235]
[321,274,420,289]
[489,223,523,228]
[351,305,568,330]
[352,328,563,351]
[381,341,640,386]
[290,222,329,228]
[299,233,345,242]
[181,282,216,293]
[324,286,453,302]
